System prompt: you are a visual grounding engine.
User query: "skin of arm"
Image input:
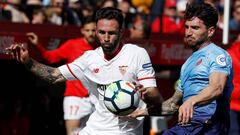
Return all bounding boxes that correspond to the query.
[129,83,181,117]
[6,43,66,84]
[147,89,182,116]
[178,72,228,125]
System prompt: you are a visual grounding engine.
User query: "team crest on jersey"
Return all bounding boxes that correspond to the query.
[119,65,128,75]
[216,54,226,66]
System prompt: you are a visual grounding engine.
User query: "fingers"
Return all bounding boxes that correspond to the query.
[178,104,193,125]
[132,81,144,98]
[5,43,26,60]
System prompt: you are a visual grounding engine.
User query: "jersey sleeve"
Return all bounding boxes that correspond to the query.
[208,51,232,75]
[136,48,157,87]
[58,52,88,80]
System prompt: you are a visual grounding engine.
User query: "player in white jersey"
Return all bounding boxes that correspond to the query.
[59,43,156,134]
[6,7,163,135]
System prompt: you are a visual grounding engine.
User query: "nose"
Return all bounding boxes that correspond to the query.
[104,33,110,42]
[186,28,193,36]
[90,30,95,36]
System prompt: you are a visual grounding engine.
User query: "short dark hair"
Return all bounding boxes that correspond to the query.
[82,16,95,26]
[184,2,219,28]
[95,7,124,29]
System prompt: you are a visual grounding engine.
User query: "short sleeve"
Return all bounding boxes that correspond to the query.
[136,48,157,87]
[209,52,232,75]
[58,52,89,80]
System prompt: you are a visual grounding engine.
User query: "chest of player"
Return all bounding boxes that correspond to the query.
[181,54,210,80]
[86,58,138,83]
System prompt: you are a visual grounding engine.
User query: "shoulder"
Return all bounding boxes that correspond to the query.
[206,44,229,56]
[207,44,232,66]
[123,43,148,54]
[60,38,83,46]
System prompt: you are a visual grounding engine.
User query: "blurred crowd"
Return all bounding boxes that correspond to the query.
[0,0,240,34]
[0,1,240,135]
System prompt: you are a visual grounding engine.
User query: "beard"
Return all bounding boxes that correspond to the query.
[184,35,208,51]
[96,37,121,54]
[86,36,96,44]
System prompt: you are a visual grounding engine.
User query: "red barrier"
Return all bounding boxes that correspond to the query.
[0,22,235,66]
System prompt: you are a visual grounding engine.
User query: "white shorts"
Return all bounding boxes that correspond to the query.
[63,94,97,120]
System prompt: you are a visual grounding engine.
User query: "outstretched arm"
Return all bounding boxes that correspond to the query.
[128,84,181,118]
[6,43,66,84]
[178,72,227,125]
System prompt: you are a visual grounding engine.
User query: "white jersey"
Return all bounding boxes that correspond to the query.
[59,44,157,135]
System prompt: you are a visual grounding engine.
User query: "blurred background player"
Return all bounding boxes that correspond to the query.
[26,16,97,135]
[129,13,150,39]
[227,35,240,135]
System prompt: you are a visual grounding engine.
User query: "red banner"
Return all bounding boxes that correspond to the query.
[0,22,234,66]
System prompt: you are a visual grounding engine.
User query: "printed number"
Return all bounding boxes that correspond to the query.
[70,105,79,115]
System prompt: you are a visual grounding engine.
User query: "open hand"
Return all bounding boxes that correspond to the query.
[5,43,30,64]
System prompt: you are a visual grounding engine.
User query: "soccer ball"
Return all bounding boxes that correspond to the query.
[104,80,140,116]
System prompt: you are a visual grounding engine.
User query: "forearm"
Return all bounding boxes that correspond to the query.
[147,90,182,116]
[188,72,227,106]
[25,58,66,84]
[189,85,223,106]
[144,87,163,106]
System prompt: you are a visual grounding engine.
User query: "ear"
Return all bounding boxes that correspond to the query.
[207,26,215,38]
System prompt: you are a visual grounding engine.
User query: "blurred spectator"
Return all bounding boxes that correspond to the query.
[118,0,134,28]
[131,0,153,14]
[151,0,184,34]
[0,4,12,21]
[31,8,48,24]
[2,0,30,23]
[129,13,150,39]
[81,4,95,20]
[99,0,118,9]
[63,0,82,26]
[45,0,64,25]
[227,35,240,135]
[229,3,240,31]
[26,0,42,5]
[176,0,187,19]
[149,0,164,23]
[118,0,130,17]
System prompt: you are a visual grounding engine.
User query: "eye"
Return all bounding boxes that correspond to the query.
[192,26,199,30]
[98,30,105,34]
[108,31,117,35]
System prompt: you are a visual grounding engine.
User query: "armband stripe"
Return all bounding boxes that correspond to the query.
[138,77,155,81]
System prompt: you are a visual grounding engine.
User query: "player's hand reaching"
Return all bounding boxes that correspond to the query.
[133,82,149,101]
[5,43,31,64]
[133,82,163,106]
[26,32,39,46]
[178,98,195,125]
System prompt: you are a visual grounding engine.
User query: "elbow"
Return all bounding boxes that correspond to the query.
[213,85,224,98]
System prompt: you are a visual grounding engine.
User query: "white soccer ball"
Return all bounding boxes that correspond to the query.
[104,80,140,116]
